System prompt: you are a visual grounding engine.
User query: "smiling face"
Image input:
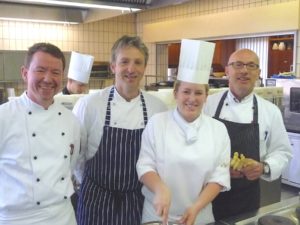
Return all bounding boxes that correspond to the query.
[110,46,146,98]
[174,81,208,122]
[226,49,261,100]
[21,51,63,109]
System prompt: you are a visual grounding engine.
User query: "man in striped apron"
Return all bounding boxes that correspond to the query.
[73,35,167,225]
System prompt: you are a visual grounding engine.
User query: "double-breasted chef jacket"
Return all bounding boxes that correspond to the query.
[204,90,292,181]
[136,109,231,225]
[0,92,81,225]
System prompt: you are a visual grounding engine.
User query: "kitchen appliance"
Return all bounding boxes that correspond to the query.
[90,61,111,78]
[167,68,177,81]
[265,79,300,188]
[267,78,300,133]
[282,132,300,188]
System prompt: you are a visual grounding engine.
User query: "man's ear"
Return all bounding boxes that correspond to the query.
[110,63,116,74]
[21,66,28,82]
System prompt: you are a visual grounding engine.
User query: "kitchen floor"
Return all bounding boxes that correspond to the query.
[281,183,300,200]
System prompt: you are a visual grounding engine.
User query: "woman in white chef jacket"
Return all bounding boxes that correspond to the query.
[136,39,231,225]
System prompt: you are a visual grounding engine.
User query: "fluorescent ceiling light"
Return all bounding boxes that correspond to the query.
[15,0,141,11]
[0,17,79,24]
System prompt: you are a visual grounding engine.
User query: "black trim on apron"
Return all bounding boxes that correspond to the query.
[212,91,260,221]
[77,87,148,225]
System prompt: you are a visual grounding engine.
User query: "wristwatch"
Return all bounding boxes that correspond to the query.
[263,162,270,175]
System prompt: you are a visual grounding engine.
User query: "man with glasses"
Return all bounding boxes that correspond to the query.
[204,49,292,220]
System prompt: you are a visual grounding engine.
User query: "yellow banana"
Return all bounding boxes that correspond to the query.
[232,158,241,170]
[230,152,255,170]
[230,152,239,167]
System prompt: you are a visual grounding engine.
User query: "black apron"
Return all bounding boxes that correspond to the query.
[77,87,147,225]
[212,91,260,220]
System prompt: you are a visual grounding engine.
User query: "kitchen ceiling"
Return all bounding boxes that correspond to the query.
[0,0,193,24]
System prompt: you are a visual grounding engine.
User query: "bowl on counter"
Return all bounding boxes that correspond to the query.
[212,72,226,78]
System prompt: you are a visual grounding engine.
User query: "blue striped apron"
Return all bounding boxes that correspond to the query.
[77,87,148,225]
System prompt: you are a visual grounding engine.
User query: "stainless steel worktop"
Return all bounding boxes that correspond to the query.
[208,195,300,225]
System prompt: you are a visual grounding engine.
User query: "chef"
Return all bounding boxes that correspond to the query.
[0,42,80,225]
[73,35,167,225]
[136,39,231,225]
[204,49,292,220]
[61,51,94,95]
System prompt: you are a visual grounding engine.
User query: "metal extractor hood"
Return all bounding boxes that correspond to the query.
[0,0,193,24]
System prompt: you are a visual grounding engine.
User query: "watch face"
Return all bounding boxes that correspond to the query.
[264,163,270,174]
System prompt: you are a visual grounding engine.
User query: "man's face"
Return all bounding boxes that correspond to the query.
[21,51,63,108]
[226,50,261,100]
[110,46,146,91]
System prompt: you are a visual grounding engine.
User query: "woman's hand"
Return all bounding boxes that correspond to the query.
[153,184,171,225]
[178,204,199,225]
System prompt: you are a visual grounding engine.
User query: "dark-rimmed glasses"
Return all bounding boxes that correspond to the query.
[228,61,259,70]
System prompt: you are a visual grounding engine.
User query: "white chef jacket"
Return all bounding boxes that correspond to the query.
[0,92,80,225]
[203,90,292,181]
[136,110,231,225]
[72,86,168,182]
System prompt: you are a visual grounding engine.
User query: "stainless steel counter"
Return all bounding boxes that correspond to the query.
[208,195,300,225]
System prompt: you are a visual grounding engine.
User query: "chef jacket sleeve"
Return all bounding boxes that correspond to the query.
[72,97,88,184]
[207,123,231,192]
[261,106,292,181]
[136,117,158,180]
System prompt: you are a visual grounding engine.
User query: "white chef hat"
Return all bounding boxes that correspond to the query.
[67,51,94,84]
[177,39,215,84]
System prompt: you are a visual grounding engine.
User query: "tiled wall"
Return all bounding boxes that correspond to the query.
[136,0,297,84]
[0,0,296,99]
[0,14,136,61]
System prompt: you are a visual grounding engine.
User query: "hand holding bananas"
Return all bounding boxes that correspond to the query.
[230,152,264,180]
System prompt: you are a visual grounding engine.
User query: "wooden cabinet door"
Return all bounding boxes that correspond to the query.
[268,50,293,76]
[168,43,180,68]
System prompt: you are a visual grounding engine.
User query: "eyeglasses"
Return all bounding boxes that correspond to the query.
[228,61,259,70]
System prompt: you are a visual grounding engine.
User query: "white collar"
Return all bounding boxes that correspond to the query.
[21,91,55,111]
[228,90,254,104]
[172,108,202,144]
[113,87,141,103]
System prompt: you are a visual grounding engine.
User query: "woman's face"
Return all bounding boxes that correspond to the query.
[174,81,207,122]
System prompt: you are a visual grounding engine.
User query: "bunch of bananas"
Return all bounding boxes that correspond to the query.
[230,152,255,170]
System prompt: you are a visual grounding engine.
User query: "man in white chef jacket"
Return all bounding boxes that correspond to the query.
[204,49,292,220]
[0,42,80,225]
[137,39,231,225]
[61,51,94,95]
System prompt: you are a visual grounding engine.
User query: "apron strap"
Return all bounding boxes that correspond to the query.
[252,95,258,123]
[104,87,115,126]
[140,92,148,125]
[104,87,148,126]
[214,91,228,119]
[214,91,258,123]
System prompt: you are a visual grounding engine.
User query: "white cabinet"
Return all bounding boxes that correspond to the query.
[282,132,300,188]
